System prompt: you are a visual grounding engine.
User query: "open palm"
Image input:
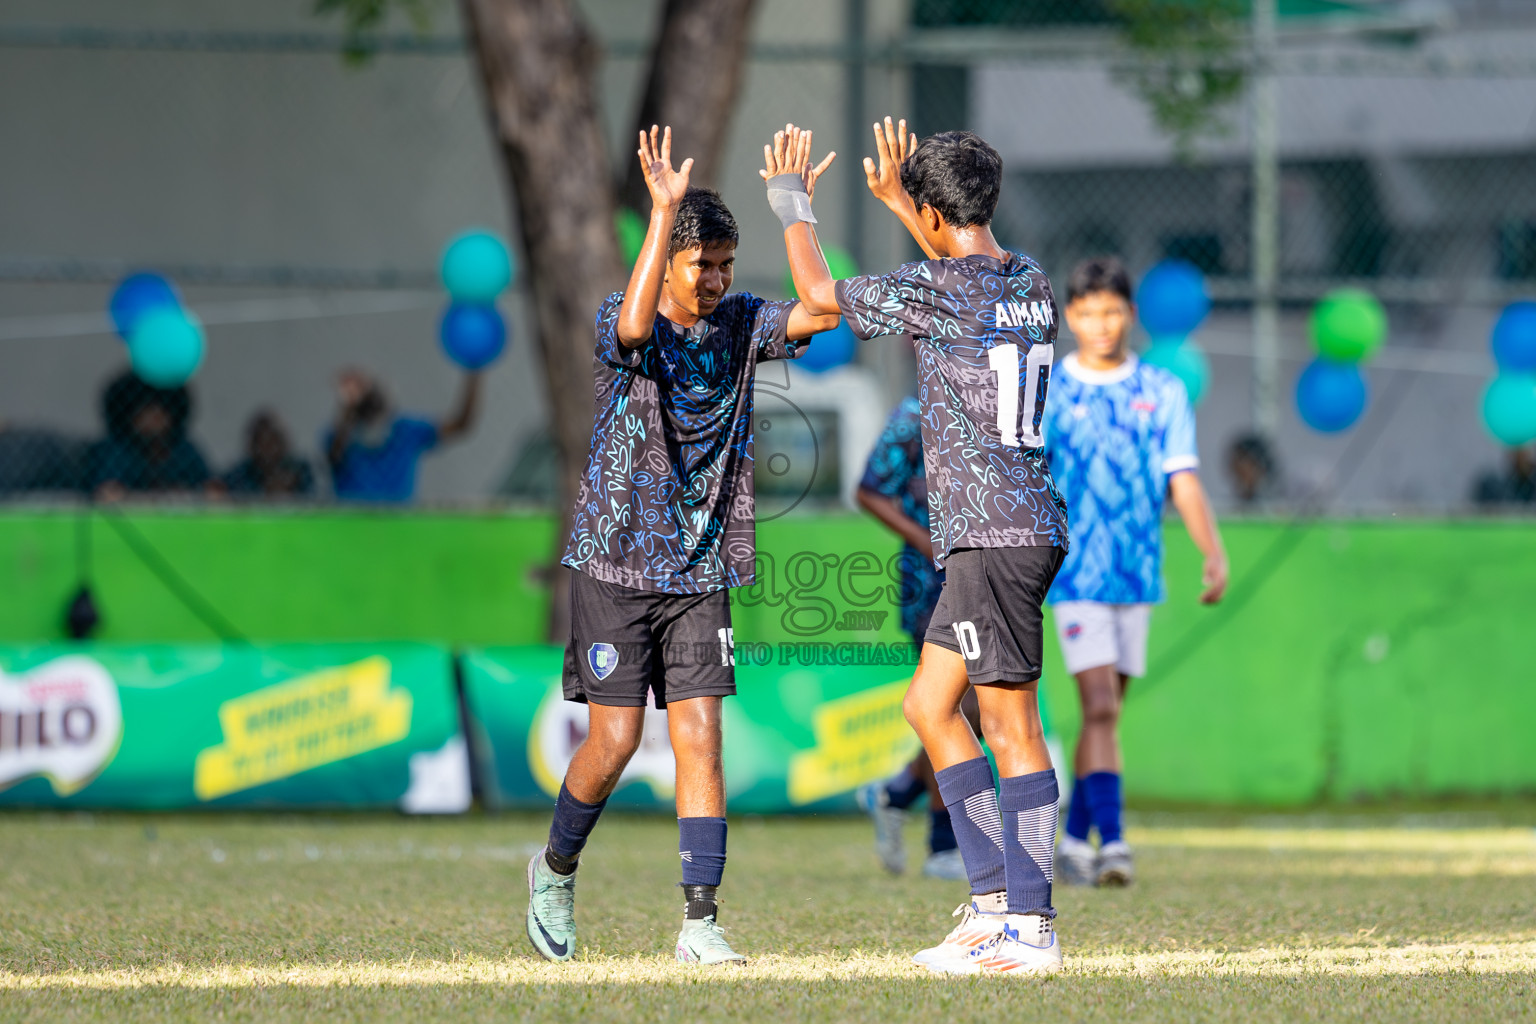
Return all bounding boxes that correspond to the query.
[638,124,693,211]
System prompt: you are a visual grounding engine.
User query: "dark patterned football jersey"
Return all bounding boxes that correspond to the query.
[836,253,1069,565]
[562,291,803,594]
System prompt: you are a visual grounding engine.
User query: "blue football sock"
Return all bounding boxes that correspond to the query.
[678,816,727,887]
[934,757,1006,896]
[1065,776,1092,842]
[929,808,958,855]
[1082,771,1123,845]
[999,769,1059,917]
[883,767,926,810]
[546,782,606,872]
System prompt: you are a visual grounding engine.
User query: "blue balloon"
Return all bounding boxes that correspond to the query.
[109,272,181,341]
[128,309,204,387]
[441,230,513,303]
[798,321,856,373]
[1492,301,1536,373]
[1136,260,1210,338]
[440,303,507,370]
[1295,358,1366,433]
[1481,373,1536,446]
[1141,339,1210,405]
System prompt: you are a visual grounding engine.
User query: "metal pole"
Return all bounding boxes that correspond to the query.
[844,0,867,270]
[1251,0,1281,437]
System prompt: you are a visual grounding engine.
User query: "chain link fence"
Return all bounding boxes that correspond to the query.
[2,0,1535,511]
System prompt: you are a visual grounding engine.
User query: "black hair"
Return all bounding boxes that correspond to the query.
[102,370,190,442]
[899,131,1002,228]
[668,186,738,259]
[1066,256,1133,304]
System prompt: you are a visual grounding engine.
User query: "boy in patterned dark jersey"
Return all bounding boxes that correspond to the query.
[766,119,1067,975]
[526,126,839,967]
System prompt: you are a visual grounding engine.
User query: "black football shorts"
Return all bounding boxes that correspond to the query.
[562,569,736,709]
[924,546,1066,685]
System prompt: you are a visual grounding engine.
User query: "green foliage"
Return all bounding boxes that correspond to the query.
[313,0,438,63]
[1111,0,1248,158]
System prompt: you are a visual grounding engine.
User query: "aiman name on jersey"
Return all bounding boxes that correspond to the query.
[994,300,1054,330]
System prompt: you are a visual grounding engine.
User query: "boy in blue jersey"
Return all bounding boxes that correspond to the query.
[768,119,1067,975]
[1042,257,1229,888]
[525,126,839,967]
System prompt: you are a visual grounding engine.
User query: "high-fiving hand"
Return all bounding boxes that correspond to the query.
[864,116,918,209]
[759,123,836,200]
[638,124,693,211]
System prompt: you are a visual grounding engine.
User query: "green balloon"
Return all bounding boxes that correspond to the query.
[1141,339,1210,405]
[1310,288,1386,363]
[615,208,646,267]
[784,244,859,298]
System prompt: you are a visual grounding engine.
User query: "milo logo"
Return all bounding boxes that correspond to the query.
[0,656,123,796]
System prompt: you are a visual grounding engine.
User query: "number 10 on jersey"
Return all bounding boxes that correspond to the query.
[988,342,1053,448]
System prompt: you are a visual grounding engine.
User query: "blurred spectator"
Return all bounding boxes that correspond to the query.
[1226,432,1278,506]
[325,368,481,502]
[0,423,90,495]
[88,371,210,499]
[220,410,314,499]
[1471,446,1535,507]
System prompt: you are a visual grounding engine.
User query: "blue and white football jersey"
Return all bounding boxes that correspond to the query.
[1042,352,1198,605]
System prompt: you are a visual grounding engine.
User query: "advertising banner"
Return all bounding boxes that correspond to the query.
[0,643,468,812]
[462,645,933,813]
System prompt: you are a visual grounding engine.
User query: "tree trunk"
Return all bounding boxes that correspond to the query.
[459,0,624,638]
[620,0,760,214]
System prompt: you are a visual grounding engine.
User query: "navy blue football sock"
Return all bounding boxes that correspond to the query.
[934,757,1006,896]
[1082,771,1123,845]
[678,816,727,887]
[999,769,1059,917]
[1065,776,1092,842]
[883,767,926,811]
[546,782,607,873]
[929,808,958,854]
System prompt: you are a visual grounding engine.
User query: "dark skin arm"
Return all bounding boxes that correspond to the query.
[779,119,935,321]
[617,125,694,348]
[758,125,842,341]
[327,370,368,468]
[856,486,935,561]
[435,372,482,444]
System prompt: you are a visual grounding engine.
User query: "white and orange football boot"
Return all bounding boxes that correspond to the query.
[913,901,1008,971]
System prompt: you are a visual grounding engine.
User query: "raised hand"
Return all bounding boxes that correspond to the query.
[863,116,918,209]
[638,124,693,211]
[759,123,836,200]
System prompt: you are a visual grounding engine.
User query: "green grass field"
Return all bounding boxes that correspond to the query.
[3,805,1534,1022]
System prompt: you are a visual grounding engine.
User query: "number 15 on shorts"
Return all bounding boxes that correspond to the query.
[952,621,981,661]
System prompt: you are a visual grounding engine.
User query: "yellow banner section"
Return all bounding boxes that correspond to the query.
[193,657,412,800]
[787,679,920,806]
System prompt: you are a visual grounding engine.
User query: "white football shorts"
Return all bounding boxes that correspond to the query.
[1051,601,1152,677]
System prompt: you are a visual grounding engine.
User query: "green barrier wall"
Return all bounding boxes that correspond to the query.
[0,642,465,810]
[0,510,1531,804]
[461,647,924,813]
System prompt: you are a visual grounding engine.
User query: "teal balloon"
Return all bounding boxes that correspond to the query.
[128,309,204,387]
[1481,373,1536,446]
[1141,339,1210,405]
[441,230,513,302]
[1309,288,1386,363]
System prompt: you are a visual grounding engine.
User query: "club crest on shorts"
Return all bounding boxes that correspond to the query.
[587,643,619,681]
